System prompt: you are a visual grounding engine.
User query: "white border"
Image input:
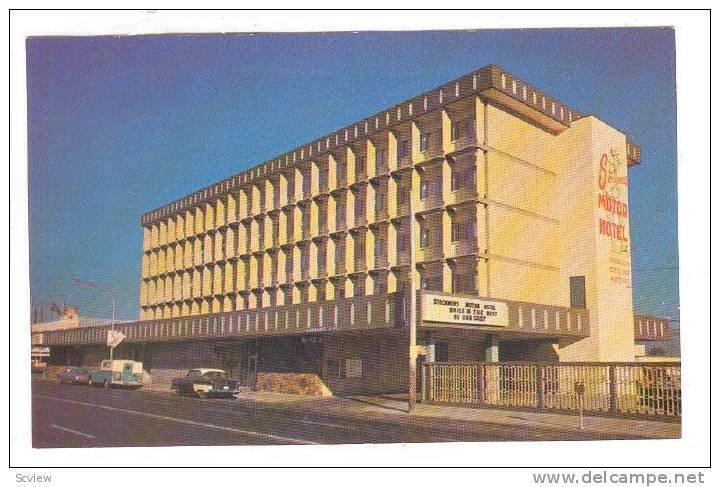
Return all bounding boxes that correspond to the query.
[7,8,711,481]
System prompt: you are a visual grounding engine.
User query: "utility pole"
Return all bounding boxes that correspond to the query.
[72,278,116,361]
[408,163,419,413]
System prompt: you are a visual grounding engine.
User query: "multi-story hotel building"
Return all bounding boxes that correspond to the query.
[41,64,644,394]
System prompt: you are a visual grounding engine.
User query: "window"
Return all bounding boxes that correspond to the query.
[453,271,476,294]
[452,219,476,242]
[374,276,388,295]
[317,244,326,268]
[397,232,409,252]
[398,139,411,159]
[303,171,311,195]
[420,180,428,200]
[345,358,363,378]
[356,156,365,174]
[420,132,432,151]
[420,227,430,248]
[285,250,293,278]
[326,358,341,378]
[375,192,385,211]
[570,276,586,308]
[301,247,310,270]
[336,238,345,259]
[302,207,310,234]
[355,195,365,221]
[375,238,386,256]
[319,164,328,189]
[375,149,385,166]
[451,163,476,191]
[451,118,475,141]
[353,281,365,297]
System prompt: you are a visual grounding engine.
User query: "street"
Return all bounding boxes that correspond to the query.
[32,379,642,448]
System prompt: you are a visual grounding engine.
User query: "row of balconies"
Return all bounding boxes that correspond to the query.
[141,233,479,309]
[140,263,401,308]
[143,121,481,252]
[142,214,480,280]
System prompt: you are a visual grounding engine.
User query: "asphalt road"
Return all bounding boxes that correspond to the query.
[32,379,630,448]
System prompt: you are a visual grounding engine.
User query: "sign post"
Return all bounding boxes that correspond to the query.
[575,381,586,430]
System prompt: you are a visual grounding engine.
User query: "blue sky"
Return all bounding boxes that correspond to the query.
[26,29,678,322]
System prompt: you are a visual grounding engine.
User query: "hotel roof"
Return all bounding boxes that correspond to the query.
[141,64,639,226]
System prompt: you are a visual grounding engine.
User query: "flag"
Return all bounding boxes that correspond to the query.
[106,330,125,348]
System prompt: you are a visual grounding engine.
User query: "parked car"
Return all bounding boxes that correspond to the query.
[171,368,240,399]
[89,360,143,389]
[58,367,91,385]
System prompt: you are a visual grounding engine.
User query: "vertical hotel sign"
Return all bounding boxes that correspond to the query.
[597,148,631,287]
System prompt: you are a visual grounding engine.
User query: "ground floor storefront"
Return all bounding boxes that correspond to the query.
[47,326,578,396]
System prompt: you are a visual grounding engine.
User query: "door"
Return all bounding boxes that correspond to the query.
[246,355,257,389]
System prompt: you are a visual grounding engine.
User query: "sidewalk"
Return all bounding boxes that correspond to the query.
[231,389,680,440]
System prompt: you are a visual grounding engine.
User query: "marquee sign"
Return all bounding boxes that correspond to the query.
[422,293,509,327]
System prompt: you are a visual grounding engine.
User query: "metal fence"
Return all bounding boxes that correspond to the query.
[422,362,681,419]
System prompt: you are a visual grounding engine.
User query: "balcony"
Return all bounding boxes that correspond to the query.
[634,315,670,341]
[447,186,478,206]
[354,213,368,228]
[374,252,388,269]
[334,218,347,232]
[375,207,389,222]
[450,133,478,152]
[418,145,444,164]
[397,153,413,169]
[418,193,444,213]
[336,174,347,189]
[354,258,367,273]
[417,245,442,263]
[396,249,411,267]
[448,239,477,258]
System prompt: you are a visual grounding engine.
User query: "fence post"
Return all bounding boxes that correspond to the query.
[535,365,544,409]
[478,364,485,406]
[609,364,618,413]
[421,363,428,403]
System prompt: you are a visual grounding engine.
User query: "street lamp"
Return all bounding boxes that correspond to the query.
[72,278,116,361]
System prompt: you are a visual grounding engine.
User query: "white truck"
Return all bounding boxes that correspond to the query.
[89,359,143,389]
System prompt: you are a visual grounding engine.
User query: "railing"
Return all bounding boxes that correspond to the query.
[423,362,681,419]
[418,193,444,213]
[41,293,407,346]
[418,145,444,163]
